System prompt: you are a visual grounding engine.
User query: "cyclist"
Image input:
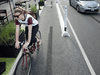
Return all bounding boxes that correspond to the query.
[14,8,40,50]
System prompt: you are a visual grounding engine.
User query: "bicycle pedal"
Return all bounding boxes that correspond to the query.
[30,51,33,54]
[25,68,27,70]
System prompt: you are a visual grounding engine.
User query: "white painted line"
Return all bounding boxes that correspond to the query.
[45,0,47,5]
[39,6,44,15]
[47,5,52,6]
[58,0,96,75]
[56,3,65,37]
[39,0,46,15]
[67,19,96,75]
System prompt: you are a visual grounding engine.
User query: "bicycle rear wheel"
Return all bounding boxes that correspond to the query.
[14,53,32,75]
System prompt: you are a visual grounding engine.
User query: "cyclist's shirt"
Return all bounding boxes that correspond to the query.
[15,14,38,26]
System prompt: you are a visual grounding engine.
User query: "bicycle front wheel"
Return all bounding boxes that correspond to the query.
[14,53,32,75]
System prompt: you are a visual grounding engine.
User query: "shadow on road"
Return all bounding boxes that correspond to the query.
[45,26,53,75]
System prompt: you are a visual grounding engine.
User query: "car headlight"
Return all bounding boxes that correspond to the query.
[79,3,84,6]
[98,4,100,7]
[79,4,87,8]
[97,4,100,9]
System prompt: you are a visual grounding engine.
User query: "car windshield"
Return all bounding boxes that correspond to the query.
[80,0,94,1]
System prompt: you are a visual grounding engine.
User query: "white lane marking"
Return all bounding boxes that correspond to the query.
[57,0,96,75]
[47,5,52,6]
[56,3,65,37]
[67,19,96,75]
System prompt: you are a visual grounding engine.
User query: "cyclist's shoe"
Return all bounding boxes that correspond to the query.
[28,45,32,51]
[30,51,33,54]
[31,44,36,51]
[37,40,41,50]
[28,45,33,54]
[28,44,35,54]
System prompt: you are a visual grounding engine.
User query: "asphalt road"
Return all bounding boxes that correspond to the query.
[31,0,100,75]
[59,0,100,75]
[1,0,100,75]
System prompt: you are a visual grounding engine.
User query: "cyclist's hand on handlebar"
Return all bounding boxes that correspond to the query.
[23,42,29,49]
[15,41,21,49]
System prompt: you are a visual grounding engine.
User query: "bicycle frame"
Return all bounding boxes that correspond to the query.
[22,49,28,69]
[20,30,41,70]
[21,45,36,69]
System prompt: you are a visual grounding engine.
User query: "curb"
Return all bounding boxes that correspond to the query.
[8,1,46,75]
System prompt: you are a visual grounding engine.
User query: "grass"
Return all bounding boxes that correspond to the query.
[0,58,16,75]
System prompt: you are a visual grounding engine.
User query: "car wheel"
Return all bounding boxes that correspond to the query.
[76,6,80,12]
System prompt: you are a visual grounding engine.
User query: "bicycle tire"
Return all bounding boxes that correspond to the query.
[14,53,32,75]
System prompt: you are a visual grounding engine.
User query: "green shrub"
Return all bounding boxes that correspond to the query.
[0,20,24,45]
[31,6,38,13]
[0,21,15,45]
[40,0,44,2]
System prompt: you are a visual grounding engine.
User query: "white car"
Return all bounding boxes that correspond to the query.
[69,0,100,13]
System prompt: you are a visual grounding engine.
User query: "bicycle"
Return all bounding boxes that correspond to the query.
[14,30,41,75]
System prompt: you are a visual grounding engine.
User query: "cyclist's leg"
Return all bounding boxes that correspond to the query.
[31,25,39,49]
[25,26,32,49]
[25,25,39,50]
[25,26,33,52]
[26,26,34,45]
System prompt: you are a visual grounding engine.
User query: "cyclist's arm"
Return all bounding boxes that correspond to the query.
[15,19,20,49]
[16,25,20,42]
[27,25,32,43]
[15,25,20,49]
[22,25,32,49]
[27,17,33,43]
[23,18,33,49]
